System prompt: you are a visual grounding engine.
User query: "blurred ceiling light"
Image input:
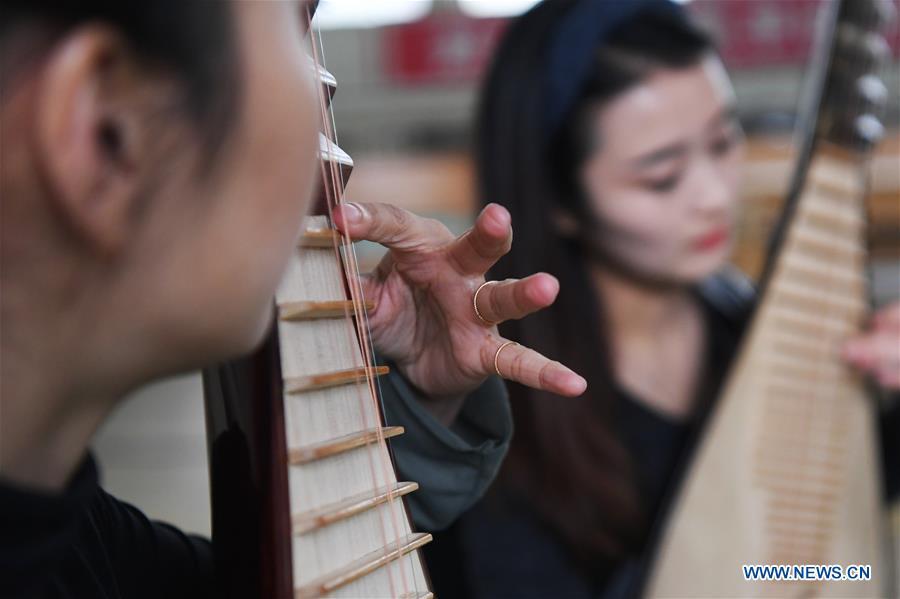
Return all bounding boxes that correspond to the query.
[314,0,433,30]
[458,0,541,18]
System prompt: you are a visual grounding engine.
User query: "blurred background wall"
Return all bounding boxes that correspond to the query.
[94,0,899,567]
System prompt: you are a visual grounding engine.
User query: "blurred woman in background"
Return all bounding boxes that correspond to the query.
[424,1,900,597]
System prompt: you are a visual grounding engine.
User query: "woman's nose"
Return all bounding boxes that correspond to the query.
[692,160,734,216]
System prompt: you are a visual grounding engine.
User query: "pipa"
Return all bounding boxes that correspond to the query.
[202,3,432,598]
[646,1,896,597]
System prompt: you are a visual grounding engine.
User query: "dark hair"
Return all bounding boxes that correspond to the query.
[477,0,713,568]
[0,1,238,151]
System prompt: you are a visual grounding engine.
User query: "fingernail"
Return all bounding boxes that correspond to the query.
[553,368,586,396]
[571,375,587,395]
[343,202,363,224]
[538,274,560,299]
[490,205,510,228]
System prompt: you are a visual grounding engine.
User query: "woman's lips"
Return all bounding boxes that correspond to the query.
[692,227,729,251]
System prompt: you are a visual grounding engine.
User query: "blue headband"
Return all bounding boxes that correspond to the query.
[543,0,685,139]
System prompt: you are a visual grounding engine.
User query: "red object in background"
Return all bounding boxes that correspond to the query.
[382,1,899,85]
[692,0,821,67]
[692,0,900,68]
[382,14,508,85]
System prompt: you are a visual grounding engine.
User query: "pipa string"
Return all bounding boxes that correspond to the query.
[306,11,417,597]
[306,24,402,599]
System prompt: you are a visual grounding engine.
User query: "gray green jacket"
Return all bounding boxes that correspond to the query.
[380,365,512,531]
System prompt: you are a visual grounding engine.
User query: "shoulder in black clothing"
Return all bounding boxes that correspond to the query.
[0,455,213,599]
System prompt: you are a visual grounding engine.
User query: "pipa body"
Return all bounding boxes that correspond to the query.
[645,1,895,596]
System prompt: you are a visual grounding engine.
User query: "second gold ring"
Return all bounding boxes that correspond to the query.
[473,280,500,326]
[494,341,519,378]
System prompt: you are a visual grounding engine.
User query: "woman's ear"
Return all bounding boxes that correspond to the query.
[35,25,150,255]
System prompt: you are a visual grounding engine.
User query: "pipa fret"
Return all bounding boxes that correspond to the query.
[284,365,390,394]
[800,201,865,235]
[771,285,865,316]
[292,482,419,535]
[769,305,855,336]
[753,432,848,454]
[765,360,845,381]
[766,510,835,527]
[810,161,864,197]
[753,467,845,489]
[299,228,342,249]
[279,300,376,321]
[790,228,865,261]
[780,254,865,288]
[288,426,404,465]
[293,533,433,599]
[764,377,854,396]
[769,334,838,357]
[769,494,839,509]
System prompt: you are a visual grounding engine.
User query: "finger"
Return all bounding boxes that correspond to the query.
[842,335,876,369]
[484,338,587,397]
[871,302,900,329]
[877,368,900,390]
[333,202,452,252]
[870,333,900,387]
[475,274,559,326]
[843,332,900,377]
[447,203,512,275]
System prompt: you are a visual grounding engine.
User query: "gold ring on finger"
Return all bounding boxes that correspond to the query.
[473,280,500,326]
[494,341,519,378]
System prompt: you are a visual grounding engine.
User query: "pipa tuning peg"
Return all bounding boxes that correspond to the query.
[825,111,886,151]
[873,0,897,25]
[306,0,321,21]
[821,69,887,121]
[299,0,320,35]
[836,26,890,61]
[306,56,337,103]
[842,0,897,28]
[819,71,887,149]
[854,114,885,146]
[856,74,888,108]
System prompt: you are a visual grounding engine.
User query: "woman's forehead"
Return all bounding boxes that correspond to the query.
[595,56,735,161]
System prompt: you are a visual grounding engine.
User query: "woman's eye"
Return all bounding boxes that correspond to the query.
[710,136,734,156]
[643,174,681,193]
[710,128,743,157]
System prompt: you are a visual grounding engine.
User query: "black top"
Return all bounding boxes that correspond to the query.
[424,273,900,599]
[0,457,213,599]
[0,372,513,599]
